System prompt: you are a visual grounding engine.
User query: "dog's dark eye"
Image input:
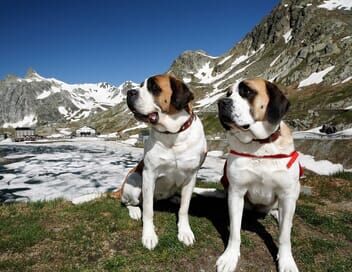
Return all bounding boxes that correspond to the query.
[238,82,256,101]
[147,77,161,95]
[140,81,144,87]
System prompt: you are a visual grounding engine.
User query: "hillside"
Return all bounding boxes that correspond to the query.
[0,68,137,128]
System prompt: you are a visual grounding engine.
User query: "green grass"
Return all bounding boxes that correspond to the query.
[0,174,351,271]
[332,171,352,180]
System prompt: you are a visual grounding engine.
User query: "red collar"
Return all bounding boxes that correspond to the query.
[253,128,281,144]
[220,150,304,189]
[229,149,299,169]
[158,113,196,134]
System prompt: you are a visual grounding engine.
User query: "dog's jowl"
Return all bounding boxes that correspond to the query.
[217,78,301,272]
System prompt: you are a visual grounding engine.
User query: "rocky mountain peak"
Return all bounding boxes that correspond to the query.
[169,0,352,111]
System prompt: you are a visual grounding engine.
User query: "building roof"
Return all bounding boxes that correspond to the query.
[76,126,96,131]
[15,127,35,130]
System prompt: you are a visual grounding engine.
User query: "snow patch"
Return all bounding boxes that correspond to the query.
[71,193,103,204]
[283,29,293,43]
[183,77,191,83]
[298,66,335,88]
[342,76,352,83]
[299,153,344,175]
[120,134,139,146]
[195,91,224,108]
[195,51,218,59]
[121,123,147,134]
[218,55,232,65]
[36,90,51,99]
[270,53,282,67]
[194,62,214,83]
[341,35,351,41]
[3,114,37,128]
[58,106,68,116]
[318,0,352,10]
[293,127,352,139]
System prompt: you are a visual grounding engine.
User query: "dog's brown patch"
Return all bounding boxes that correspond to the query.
[152,75,179,114]
[277,122,294,148]
[243,78,270,121]
[150,75,194,115]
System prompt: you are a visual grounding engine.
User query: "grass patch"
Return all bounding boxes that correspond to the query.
[332,171,352,181]
[0,175,351,271]
[296,204,352,240]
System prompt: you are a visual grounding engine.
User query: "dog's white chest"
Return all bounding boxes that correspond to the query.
[246,182,276,206]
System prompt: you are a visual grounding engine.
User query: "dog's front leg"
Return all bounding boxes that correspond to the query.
[177,173,196,246]
[142,169,158,250]
[277,197,299,272]
[216,186,245,272]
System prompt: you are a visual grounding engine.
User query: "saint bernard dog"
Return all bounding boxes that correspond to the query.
[119,74,207,250]
[216,78,301,272]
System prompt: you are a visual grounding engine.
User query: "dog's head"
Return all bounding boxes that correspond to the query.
[217,78,290,143]
[126,74,194,132]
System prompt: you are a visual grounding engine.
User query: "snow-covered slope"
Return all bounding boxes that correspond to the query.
[0,69,137,127]
[169,0,352,110]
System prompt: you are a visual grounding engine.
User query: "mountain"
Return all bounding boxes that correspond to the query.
[0,68,137,128]
[169,0,352,110]
[83,0,352,135]
[1,0,352,134]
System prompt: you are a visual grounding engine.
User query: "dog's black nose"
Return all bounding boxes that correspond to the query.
[127,89,138,97]
[218,98,232,105]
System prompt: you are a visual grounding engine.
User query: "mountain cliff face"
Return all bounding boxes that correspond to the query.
[0,69,137,127]
[169,0,352,112]
[1,0,351,133]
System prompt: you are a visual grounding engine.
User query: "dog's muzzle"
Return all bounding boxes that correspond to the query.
[126,89,159,124]
[126,89,138,112]
[218,98,250,131]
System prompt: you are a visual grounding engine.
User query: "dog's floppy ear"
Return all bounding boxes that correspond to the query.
[265,81,290,124]
[169,76,194,110]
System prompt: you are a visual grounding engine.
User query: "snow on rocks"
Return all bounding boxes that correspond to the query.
[2,114,37,128]
[283,29,293,43]
[293,127,352,139]
[194,62,214,84]
[270,53,282,67]
[342,76,352,83]
[318,0,352,10]
[298,66,335,88]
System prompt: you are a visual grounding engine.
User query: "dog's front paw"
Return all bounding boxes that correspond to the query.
[178,225,195,246]
[127,206,141,220]
[216,249,240,272]
[278,253,299,272]
[142,230,158,250]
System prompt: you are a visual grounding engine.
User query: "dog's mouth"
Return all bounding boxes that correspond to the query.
[224,120,251,131]
[240,124,250,130]
[133,111,159,124]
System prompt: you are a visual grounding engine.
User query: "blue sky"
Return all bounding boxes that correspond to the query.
[0,0,279,85]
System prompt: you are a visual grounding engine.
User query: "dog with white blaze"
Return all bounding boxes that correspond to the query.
[117,74,207,250]
[216,78,303,272]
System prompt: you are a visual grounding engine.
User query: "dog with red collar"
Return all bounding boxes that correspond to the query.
[119,74,207,250]
[217,78,301,272]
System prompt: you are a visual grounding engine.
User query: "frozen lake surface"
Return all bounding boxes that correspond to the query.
[1,138,348,203]
[0,139,224,203]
